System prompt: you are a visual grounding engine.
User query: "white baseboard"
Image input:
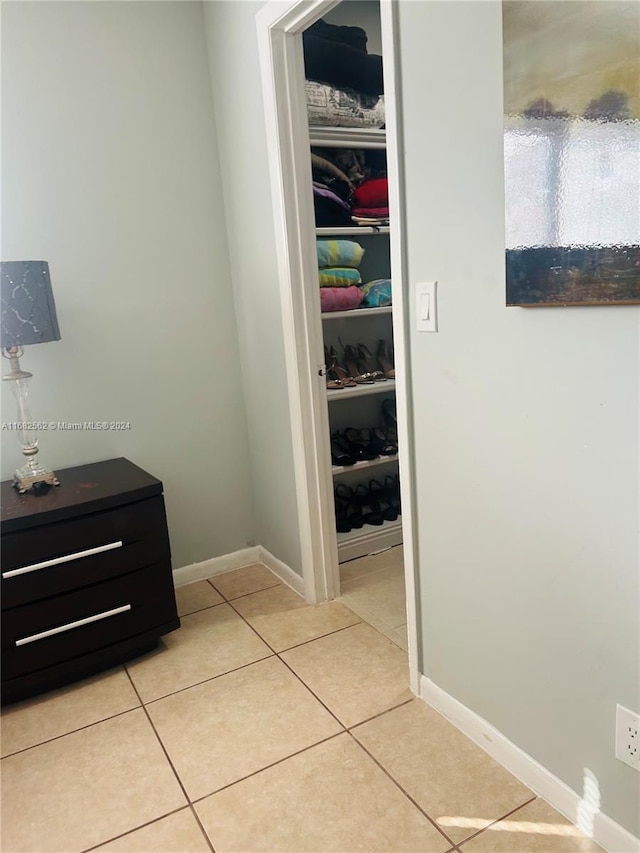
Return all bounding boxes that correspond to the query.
[173,547,261,587]
[257,545,305,596]
[420,676,639,853]
[173,545,305,598]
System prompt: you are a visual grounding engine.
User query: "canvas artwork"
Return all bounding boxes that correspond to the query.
[503,1,640,306]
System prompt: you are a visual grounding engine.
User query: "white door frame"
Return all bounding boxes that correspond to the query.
[256,0,420,693]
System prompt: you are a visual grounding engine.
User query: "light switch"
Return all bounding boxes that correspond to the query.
[416,281,438,332]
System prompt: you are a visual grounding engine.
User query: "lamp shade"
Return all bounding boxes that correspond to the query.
[1,261,61,347]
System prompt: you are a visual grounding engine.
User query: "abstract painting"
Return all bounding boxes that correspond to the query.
[503,1,640,306]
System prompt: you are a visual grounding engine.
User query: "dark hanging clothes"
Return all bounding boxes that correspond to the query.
[303,19,384,97]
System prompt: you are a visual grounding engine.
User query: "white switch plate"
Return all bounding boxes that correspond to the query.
[417,281,438,332]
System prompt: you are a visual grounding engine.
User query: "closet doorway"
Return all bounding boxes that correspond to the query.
[257,0,419,692]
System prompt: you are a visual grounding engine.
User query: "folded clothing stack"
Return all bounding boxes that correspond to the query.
[317,239,365,313]
[303,19,385,128]
[352,178,389,225]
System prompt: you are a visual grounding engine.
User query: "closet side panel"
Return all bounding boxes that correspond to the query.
[203,0,303,576]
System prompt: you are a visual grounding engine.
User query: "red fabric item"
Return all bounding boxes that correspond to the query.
[352,207,389,218]
[319,285,364,313]
[353,178,388,208]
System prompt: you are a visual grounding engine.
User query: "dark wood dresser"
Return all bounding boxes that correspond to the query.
[1,457,180,704]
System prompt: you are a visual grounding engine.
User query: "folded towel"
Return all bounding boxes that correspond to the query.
[352,206,389,219]
[320,285,364,313]
[359,279,392,307]
[317,240,364,268]
[319,267,362,287]
[353,178,388,208]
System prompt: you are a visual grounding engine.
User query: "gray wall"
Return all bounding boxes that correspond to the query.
[1,1,254,569]
[203,1,303,575]
[396,0,640,836]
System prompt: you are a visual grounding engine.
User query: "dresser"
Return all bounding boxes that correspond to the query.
[1,457,180,704]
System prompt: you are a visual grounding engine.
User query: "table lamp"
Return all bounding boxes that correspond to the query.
[1,261,61,493]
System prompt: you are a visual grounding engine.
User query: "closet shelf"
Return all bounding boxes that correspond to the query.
[332,454,398,476]
[337,517,403,562]
[327,380,395,402]
[316,226,390,237]
[322,306,392,320]
[309,126,386,149]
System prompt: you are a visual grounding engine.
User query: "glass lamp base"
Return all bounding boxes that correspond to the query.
[13,459,60,494]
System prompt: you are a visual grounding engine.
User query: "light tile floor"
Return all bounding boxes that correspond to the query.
[1,561,603,853]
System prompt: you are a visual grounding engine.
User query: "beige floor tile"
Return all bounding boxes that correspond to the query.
[95,808,211,852]
[210,563,281,600]
[1,667,139,757]
[459,797,605,852]
[196,733,451,853]
[0,708,186,853]
[126,604,272,703]
[341,563,407,628]
[146,656,342,800]
[385,623,408,651]
[281,623,412,727]
[175,580,224,616]
[339,544,404,584]
[231,583,360,651]
[352,700,534,844]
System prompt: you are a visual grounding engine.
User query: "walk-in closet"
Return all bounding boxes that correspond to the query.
[302,1,405,600]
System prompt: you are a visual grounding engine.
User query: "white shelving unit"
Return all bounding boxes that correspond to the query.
[337,518,402,563]
[331,454,398,476]
[322,306,392,320]
[313,114,399,563]
[310,126,386,149]
[316,226,390,237]
[326,379,395,402]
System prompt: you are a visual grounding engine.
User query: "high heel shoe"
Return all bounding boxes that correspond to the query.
[344,427,379,461]
[324,346,356,390]
[334,484,364,530]
[352,484,384,526]
[331,433,356,467]
[369,478,398,521]
[328,346,357,387]
[340,339,376,384]
[370,427,397,455]
[357,343,387,382]
[384,474,401,516]
[376,338,395,379]
[381,398,397,431]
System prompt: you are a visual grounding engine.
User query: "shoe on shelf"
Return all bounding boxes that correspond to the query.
[352,483,384,526]
[340,339,376,384]
[384,473,401,516]
[331,433,356,467]
[371,427,397,455]
[357,343,387,382]
[334,484,364,532]
[369,478,398,521]
[344,427,379,461]
[381,398,397,431]
[325,346,356,390]
[376,338,395,379]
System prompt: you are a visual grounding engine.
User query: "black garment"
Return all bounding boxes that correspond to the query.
[303,19,384,96]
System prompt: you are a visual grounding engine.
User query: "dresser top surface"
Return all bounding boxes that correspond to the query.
[1,458,162,534]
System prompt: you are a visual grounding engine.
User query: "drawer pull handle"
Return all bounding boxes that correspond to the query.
[3,541,123,579]
[15,604,132,646]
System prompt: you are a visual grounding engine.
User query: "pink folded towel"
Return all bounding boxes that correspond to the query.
[320,285,364,313]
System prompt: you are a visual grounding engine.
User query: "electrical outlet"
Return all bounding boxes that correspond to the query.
[615,704,640,771]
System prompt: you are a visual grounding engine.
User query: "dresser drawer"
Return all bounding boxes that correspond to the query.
[1,496,170,609]
[2,561,178,680]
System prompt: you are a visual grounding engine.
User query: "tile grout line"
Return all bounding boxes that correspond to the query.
[452,793,539,848]
[189,731,346,806]
[206,577,281,602]
[346,730,459,850]
[80,805,188,853]
[122,668,217,853]
[225,595,349,732]
[0,690,142,759]
[138,651,276,706]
